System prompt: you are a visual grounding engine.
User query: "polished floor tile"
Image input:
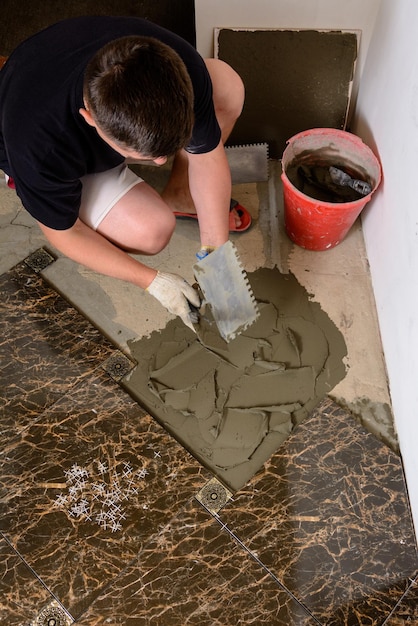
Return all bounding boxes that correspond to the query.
[0,535,56,626]
[384,577,418,624]
[76,501,318,626]
[0,368,211,618]
[0,256,417,625]
[0,258,209,620]
[219,398,418,625]
[0,257,116,442]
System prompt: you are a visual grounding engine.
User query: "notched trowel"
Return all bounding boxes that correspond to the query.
[225,142,269,184]
[193,241,259,342]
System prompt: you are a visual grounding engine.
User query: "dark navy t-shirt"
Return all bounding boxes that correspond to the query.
[0,16,221,229]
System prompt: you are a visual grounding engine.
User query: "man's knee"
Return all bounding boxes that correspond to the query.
[96,188,176,255]
[123,209,175,255]
[143,211,176,255]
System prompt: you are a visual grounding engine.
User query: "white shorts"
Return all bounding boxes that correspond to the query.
[79,164,143,230]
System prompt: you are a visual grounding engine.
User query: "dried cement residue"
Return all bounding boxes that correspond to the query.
[125,267,347,491]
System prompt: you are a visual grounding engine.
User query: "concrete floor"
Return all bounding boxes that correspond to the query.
[0,159,395,450]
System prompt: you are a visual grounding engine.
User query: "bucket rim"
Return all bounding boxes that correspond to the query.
[281,127,382,199]
[285,127,367,147]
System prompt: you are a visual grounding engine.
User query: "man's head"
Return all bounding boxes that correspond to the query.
[82,36,194,159]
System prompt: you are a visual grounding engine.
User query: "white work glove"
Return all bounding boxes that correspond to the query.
[146,271,201,331]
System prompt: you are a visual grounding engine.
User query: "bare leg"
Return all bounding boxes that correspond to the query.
[97,181,176,254]
[160,149,192,214]
[161,59,244,226]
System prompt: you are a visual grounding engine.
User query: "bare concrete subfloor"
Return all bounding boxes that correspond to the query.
[0,161,395,450]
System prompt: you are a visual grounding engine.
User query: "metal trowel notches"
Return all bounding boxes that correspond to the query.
[193,241,259,342]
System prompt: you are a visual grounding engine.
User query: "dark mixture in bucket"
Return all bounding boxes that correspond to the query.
[286,163,371,203]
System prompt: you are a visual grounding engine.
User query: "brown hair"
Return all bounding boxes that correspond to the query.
[84,36,194,158]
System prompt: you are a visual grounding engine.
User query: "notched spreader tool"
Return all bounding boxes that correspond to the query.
[193,241,259,342]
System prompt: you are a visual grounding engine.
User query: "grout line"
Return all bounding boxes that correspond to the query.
[200,507,323,625]
[381,574,418,625]
[0,532,75,623]
[73,491,209,622]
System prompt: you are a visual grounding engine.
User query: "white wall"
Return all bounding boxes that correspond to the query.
[195,0,381,113]
[354,0,418,536]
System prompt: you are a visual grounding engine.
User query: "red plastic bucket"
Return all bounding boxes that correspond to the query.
[281,128,381,250]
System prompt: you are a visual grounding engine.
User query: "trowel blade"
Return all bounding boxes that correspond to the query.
[225,142,269,184]
[193,241,259,342]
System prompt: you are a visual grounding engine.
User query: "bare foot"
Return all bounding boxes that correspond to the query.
[160,151,242,229]
[229,206,242,229]
[161,185,195,214]
[162,188,242,229]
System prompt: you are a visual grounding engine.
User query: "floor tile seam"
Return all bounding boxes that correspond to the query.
[2,464,207,621]
[0,530,71,620]
[380,573,418,625]
[39,274,120,353]
[204,505,323,625]
[71,550,144,622]
[18,251,119,357]
[39,274,130,367]
[73,494,208,622]
[0,362,123,449]
[381,602,402,625]
[38,262,141,373]
[38,270,142,379]
[40,271,110,341]
[2,257,120,365]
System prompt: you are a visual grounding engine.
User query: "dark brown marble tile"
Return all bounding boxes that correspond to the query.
[75,501,319,626]
[218,399,418,625]
[384,575,418,625]
[0,535,56,625]
[0,260,116,440]
[0,367,209,619]
[2,258,417,625]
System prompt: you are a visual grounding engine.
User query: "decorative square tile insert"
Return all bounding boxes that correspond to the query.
[195,477,234,514]
[102,351,136,381]
[31,599,73,626]
[24,248,55,273]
